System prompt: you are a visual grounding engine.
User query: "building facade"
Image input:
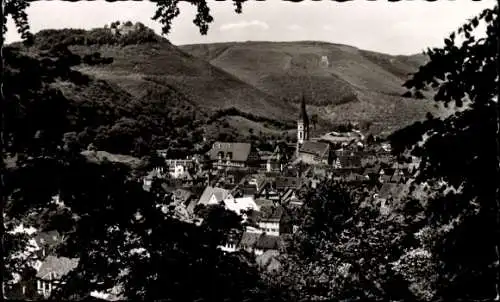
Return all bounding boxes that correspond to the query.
[297,96,310,146]
[208,142,261,170]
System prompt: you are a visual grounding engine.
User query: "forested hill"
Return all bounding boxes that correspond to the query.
[9,23,441,149]
[23,25,297,123]
[180,41,441,134]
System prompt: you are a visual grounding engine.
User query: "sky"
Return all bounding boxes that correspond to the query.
[4,0,496,55]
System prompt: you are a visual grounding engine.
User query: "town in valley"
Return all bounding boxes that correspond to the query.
[3,1,498,301]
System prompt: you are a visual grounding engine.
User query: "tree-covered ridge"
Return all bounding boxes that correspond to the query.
[29,21,164,50]
[4,44,208,158]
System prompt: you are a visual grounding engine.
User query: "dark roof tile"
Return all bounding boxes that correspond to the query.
[255,235,282,250]
[208,142,253,162]
[299,141,330,157]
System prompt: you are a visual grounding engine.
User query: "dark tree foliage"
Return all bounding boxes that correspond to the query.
[0,4,289,299]
[26,159,270,302]
[4,42,205,158]
[272,181,417,302]
[0,0,247,299]
[390,5,500,301]
[2,47,282,302]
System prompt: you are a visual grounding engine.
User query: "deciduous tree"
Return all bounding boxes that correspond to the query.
[392,5,499,300]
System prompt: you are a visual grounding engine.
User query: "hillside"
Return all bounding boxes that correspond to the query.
[180,41,440,135]
[32,28,297,123]
[18,26,442,138]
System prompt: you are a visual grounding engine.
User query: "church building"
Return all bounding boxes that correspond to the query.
[295,97,332,165]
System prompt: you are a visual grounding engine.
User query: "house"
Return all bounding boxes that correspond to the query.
[266,144,289,173]
[296,141,331,165]
[254,234,283,255]
[142,167,165,191]
[363,164,382,180]
[236,232,283,256]
[208,142,261,170]
[231,173,274,198]
[176,170,194,187]
[90,284,124,301]
[219,232,242,253]
[165,159,194,179]
[280,188,301,205]
[275,176,301,191]
[255,198,275,209]
[197,186,231,207]
[390,170,405,184]
[333,154,362,169]
[36,256,79,298]
[258,151,273,172]
[170,164,186,179]
[223,195,260,216]
[332,169,351,181]
[257,206,292,236]
[238,232,262,254]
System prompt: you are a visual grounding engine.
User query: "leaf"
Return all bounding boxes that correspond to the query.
[471,17,479,28]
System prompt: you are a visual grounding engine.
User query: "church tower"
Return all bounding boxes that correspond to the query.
[297,95,310,145]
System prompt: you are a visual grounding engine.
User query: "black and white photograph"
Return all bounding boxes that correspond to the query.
[2,0,499,301]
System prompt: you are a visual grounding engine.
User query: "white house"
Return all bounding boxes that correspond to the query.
[36,256,79,298]
[223,195,260,217]
[170,164,186,179]
[197,186,232,207]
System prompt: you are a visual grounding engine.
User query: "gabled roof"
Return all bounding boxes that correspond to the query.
[238,232,262,249]
[255,235,282,250]
[224,196,260,215]
[36,256,79,280]
[208,142,253,162]
[275,177,300,189]
[198,186,230,206]
[380,174,392,182]
[259,206,286,223]
[280,188,296,202]
[299,141,330,157]
[346,172,365,182]
[145,168,164,180]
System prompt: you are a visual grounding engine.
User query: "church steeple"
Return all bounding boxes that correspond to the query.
[298,95,309,127]
[297,95,310,145]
